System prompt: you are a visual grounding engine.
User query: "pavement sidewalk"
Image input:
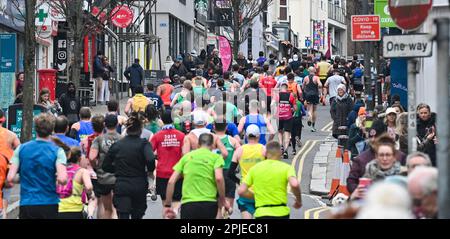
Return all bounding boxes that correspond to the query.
[309,136,339,197]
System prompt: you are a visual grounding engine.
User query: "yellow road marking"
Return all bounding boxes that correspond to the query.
[290,140,312,168]
[313,207,330,219]
[304,206,325,219]
[321,121,333,131]
[298,140,319,184]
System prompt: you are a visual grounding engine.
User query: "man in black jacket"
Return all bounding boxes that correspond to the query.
[124,59,144,96]
[59,82,81,128]
[169,56,188,80]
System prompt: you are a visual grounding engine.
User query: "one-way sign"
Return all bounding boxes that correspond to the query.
[383,34,433,58]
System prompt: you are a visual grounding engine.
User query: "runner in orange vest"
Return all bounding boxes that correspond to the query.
[0,109,20,218]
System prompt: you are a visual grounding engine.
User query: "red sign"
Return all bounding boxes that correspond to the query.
[111,5,134,28]
[389,0,432,31]
[351,15,381,42]
[91,6,107,24]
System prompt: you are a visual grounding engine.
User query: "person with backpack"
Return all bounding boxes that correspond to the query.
[7,113,68,219]
[351,63,364,98]
[125,86,150,115]
[272,83,297,159]
[89,115,122,219]
[58,147,94,219]
[103,113,156,219]
[0,109,20,219]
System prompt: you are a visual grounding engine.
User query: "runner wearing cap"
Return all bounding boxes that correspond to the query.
[182,111,228,159]
[228,124,266,219]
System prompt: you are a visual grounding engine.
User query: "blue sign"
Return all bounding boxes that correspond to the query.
[390,58,408,110]
[0,33,17,110]
[0,33,17,72]
[305,39,311,48]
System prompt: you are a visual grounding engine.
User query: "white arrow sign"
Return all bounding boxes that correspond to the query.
[383,34,433,58]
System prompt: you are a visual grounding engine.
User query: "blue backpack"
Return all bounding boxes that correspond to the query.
[354,67,363,78]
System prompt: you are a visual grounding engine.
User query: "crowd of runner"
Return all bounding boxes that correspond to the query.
[0,50,438,219]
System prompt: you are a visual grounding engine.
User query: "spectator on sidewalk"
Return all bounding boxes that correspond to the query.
[348,107,367,159]
[7,113,68,219]
[350,134,405,200]
[356,182,413,219]
[98,57,114,105]
[416,103,437,166]
[169,56,188,80]
[59,82,81,127]
[405,152,432,175]
[347,120,407,194]
[124,59,144,96]
[408,166,438,219]
[330,84,353,139]
[15,72,25,96]
[93,51,106,103]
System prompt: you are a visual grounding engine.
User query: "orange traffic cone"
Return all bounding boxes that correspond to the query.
[335,145,343,158]
[338,149,351,196]
[328,146,343,198]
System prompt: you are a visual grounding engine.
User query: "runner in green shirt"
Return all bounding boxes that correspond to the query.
[238,141,302,219]
[164,133,231,219]
[214,120,240,217]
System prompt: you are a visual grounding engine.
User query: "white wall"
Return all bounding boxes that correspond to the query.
[417,4,450,112]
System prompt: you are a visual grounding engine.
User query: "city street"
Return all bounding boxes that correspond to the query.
[1,0,448,221]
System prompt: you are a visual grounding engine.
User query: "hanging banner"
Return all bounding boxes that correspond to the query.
[0,33,17,110]
[218,36,232,74]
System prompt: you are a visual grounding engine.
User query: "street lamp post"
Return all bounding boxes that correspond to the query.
[435,18,450,219]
